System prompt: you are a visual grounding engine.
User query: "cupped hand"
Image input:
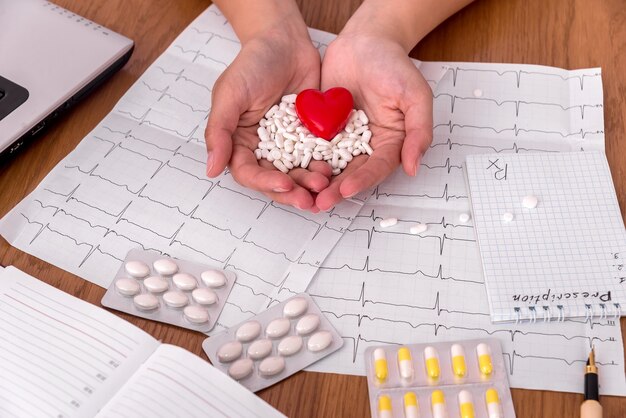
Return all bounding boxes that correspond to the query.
[205,16,330,211]
[316,33,433,211]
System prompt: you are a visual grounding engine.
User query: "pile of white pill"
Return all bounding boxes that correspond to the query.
[255,94,373,175]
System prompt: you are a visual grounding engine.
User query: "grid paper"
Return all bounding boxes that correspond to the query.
[306,59,626,396]
[466,151,626,322]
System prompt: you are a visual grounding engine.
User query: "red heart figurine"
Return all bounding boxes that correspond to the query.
[295,87,353,140]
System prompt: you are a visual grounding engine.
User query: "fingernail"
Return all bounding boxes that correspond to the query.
[273,187,290,192]
[206,152,214,175]
[413,156,423,176]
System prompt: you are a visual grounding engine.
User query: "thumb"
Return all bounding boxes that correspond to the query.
[400,81,433,177]
[204,73,245,177]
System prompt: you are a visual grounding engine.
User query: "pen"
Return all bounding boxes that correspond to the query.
[580,347,602,418]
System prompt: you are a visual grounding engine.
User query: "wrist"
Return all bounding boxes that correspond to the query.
[340,0,475,54]
[340,0,418,53]
[217,0,310,45]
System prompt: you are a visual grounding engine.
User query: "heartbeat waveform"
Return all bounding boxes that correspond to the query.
[502,350,618,375]
[140,81,209,114]
[154,66,213,92]
[434,120,603,138]
[345,226,474,255]
[320,258,482,284]
[446,67,601,90]
[434,93,602,119]
[355,210,473,230]
[374,183,468,201]
[421,157,463,174]
[339,326,614,365]
[116,109,200,138]
[429,137,558,154]
[312,286,488,318]
[173,45,229,67]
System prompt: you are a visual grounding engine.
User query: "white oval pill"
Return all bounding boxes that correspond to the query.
[115,278,140,296]
[307,330,333,352]
[459,213,471,223]
[409,224,428,235]
[172,273,197,291]
[183,305,209,324]
[283,297,308,318]
[295,314,320,335]
[133,293,158,310]
[236,321,262,342]
[153,258,178,275]
[502,212,514,223]
[379,218,398,228]
[143,276,168,293]
[522,195,538,209]
[266,318,291,338]
[217,341,243,363]
[228,358,253,380]
[259,356,285,377]
[192,287,217,305]
[248,339,273,360]
[278,335,303,356]
[200,270,227,288]
[162,291,188,308]
[125,261,150,278]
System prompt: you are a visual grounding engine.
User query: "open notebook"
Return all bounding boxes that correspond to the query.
[466,152,626,323]
[0,266,284,418]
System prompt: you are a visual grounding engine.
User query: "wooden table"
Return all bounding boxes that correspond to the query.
[1,0,625,416]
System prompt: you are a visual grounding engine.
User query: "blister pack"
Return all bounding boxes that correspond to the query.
[365,339,516,418]
[101,248,235,333]
[203,293,343,392]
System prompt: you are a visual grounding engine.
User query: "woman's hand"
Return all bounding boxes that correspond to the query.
[316,31,433,211]
[205,4,330,211]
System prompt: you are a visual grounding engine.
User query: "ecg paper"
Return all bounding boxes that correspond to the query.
[465,151,626,323]
[0,4,624,395]
[307,63,626,394]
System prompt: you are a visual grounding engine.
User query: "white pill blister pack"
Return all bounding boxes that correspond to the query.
[101,249,236,333]
[365,339,516,418]
[203,293,343,392]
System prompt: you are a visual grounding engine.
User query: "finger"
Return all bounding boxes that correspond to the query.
[265,186,315,210]
[230,144,295,192]
[400,82,433,176]
[288,168,330,193]
[315,156,367,211]
[204,72,245,177]
[307,160,333,179]
[338,142,401,199]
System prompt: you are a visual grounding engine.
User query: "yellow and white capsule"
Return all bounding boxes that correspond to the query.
[374,348,388,383]
[458,390,475,418]
[378,394,393,418]
[403,392,419,418]
[397,347,414,381]
[476,343,493,376]
[424,346,440,380]
[431,390,448,418]
[485,388,503,418]
[450,343,467,378]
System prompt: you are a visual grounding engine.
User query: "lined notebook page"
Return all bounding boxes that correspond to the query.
[465,152,626,322]
[98,344,286,418]
[0,266,159,418]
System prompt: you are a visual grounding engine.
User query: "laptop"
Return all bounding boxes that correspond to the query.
[0,0,134,160]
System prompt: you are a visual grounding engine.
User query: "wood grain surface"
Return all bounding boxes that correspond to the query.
[1,0,625,417]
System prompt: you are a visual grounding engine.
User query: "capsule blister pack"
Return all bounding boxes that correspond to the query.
[101,248,236,333]
[364,339,516,418]
[203,293,343,392]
